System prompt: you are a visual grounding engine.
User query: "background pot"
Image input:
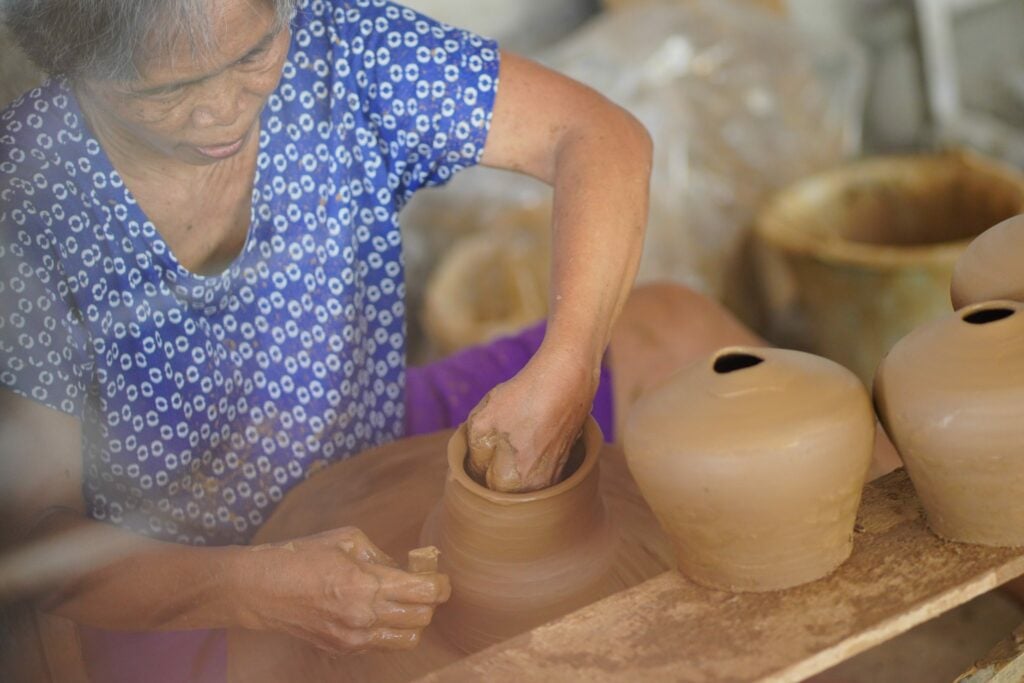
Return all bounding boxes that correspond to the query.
[753,150,1024,385]
[624,346,875,592]
[874,300,1024,548]
[950,214,1024,309]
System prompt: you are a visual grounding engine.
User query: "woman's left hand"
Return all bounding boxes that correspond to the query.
[465,344,598,493]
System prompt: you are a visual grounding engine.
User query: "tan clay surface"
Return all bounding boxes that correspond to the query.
[874,300,1024,548]
[415,469,1024,683]
[951,214,1024,309]
[227,430,672,683]
[625,346,875,592]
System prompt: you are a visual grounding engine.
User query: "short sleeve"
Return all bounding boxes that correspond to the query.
[339,2,501,203]
[0,201,92,418]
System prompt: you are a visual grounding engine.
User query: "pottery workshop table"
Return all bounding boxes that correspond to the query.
[228,432,1024,683]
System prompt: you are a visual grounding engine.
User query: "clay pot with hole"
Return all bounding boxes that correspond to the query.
[951,214,1024,309]
[874,301,1024,547]
[754,151,1024,385]
[419,416,666,653]
[623,347,875,592]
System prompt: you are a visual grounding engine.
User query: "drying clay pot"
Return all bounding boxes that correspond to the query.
[874,301,1024,547]
[624,347,875,592]
[754,151,1024,385]
[420,416,624,653]
[950,214,1024,309]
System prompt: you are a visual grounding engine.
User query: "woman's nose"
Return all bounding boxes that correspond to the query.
[189,75,244,129]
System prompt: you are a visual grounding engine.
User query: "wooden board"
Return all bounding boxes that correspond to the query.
[415,469,1024,683]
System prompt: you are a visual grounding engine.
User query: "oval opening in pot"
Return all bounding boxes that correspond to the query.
[962,307,1015,325]
[714,353,765,374]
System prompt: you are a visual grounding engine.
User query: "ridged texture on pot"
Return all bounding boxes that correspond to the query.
[874,301,1024,547]
[951,214,1024,309]
[624,347,874,592]
[420,417,623,653]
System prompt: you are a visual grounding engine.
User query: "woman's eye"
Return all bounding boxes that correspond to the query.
[150,86,186,98]
[131,84,187,101]
[238,47,270,66]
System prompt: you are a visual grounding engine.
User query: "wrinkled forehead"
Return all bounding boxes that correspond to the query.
[134,0,280,82]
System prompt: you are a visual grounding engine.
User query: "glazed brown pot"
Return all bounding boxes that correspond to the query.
[420,416,622,653]
[624,347,875,592]
[950,214,1024,309]
[874,300,1024,547]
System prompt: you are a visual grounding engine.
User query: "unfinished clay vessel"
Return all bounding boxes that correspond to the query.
[950,214,1024,309]
[874,301,1024,547]
[624,347,875,592]
[420,416,621,653]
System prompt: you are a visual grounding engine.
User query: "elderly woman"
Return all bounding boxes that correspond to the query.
[0,0,771,679]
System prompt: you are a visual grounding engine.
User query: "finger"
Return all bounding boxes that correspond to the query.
[337,529,398,567]
[369,627,422,651]
[466,428,496,484]
[485,436,535,492]
[371,601,435,629]
[289,625,353,657]
[371,565,452,605]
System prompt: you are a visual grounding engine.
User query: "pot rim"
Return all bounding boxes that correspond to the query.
[445,415,604,505]
[755,151,1024,269]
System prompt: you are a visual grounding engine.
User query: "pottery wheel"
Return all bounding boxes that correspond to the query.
[227,430,672,683]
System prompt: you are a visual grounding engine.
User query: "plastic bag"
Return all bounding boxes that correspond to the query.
[542,0,867,304]
[403,0,867,353]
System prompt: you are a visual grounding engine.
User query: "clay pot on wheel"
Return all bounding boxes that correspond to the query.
[624,347,875,592]
[874,300,1024,547]
[951,214,1024,309]
[420,416,621,653]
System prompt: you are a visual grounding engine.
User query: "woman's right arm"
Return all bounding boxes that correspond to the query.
[0,389,450,652]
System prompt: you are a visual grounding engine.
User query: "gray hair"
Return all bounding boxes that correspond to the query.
[1,0,297,81]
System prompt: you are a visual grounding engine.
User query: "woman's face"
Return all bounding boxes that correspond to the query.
[80,0,290,166]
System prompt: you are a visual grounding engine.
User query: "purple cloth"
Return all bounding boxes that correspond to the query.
[405,321,616,442]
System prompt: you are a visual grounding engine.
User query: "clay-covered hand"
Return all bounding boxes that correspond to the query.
[466,344,598,493]
[236,527,451,654]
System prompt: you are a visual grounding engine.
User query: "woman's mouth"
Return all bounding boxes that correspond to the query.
[194,136,246,159]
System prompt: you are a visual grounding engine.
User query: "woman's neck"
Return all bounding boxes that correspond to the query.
[75,84,261,275]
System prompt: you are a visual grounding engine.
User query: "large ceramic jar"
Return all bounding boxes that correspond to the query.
[624,347,875,592]
[754,151,1024,386]
[420,417,622,653]
[950,214,1024,309]
[874,300,1024,547]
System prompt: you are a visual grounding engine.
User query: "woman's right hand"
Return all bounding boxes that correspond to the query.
[234,527,451,654]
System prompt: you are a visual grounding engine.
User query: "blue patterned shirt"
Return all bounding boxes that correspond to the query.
[0,0,499,545]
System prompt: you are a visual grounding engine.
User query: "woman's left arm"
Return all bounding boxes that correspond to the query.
[466,51,652,492]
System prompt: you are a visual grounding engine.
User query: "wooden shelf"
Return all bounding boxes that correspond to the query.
[227,431,1024,683]
[416,468,1024,683]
